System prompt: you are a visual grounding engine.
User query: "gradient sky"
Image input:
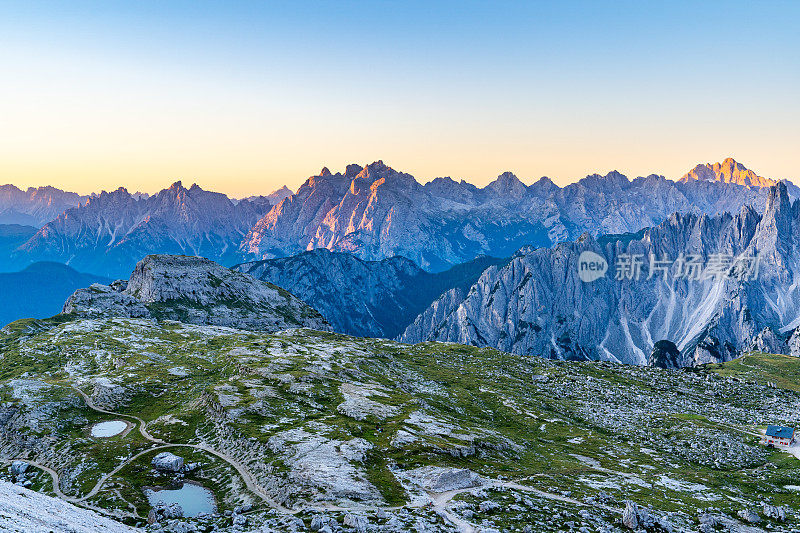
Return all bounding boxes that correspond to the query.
[1,1,798,196]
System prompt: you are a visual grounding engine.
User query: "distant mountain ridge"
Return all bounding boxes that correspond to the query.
[0,185,88,227]
[2,158,792,277]
[15,182,272,278]
[0,224,37,271]
[0,262,110,327]
[242,158,784,271]
[235,250,507,338]
[680,157,776,187]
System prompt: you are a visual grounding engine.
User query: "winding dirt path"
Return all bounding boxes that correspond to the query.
[9,386,623,532]
[8,387,291,516]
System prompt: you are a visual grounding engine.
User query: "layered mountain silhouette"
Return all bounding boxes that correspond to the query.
[0,262,110,327]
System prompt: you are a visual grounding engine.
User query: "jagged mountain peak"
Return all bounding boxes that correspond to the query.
[86,187,132,204]
[485,171,526,196]
[679,157,775,187]
[766,181,791,211]
[577,170,631,190]
[347,161,418,194]
[264,185,293,206]
[319,166,332,177]
[345,163,364,178]
[17,181,269,277]
[603,170,628,182]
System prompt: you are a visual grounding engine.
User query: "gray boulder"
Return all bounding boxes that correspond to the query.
[152,452,184,472]
[10,461,28,476]
[405,466,483,492]
[622,501,639,529]
[648,340,683,369]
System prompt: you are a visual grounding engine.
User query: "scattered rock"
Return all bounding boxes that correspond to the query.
[762,503,785,521]
[479,500,501,513]
[737,508,761,523]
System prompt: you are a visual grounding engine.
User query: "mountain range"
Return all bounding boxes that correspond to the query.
[15,182,272,277]
[400,182,800,366]
[2,158,785,278]
[242,158,785,271]
[4,157,800,368]
[0,185,88,227]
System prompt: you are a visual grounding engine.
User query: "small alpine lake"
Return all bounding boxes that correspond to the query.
[90,420,128,438]
[143,481,216,517]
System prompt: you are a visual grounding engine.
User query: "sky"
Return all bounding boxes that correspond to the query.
[0,1,798,196]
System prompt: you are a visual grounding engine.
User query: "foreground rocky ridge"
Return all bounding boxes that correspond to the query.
[1,312,799,531]
[62,254,329,332]
[402,183,800,367]
[0,480,139,532]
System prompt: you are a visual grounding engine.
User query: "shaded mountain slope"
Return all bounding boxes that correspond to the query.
[235,250,507,338]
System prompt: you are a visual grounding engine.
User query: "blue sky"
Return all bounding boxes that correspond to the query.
[0,1,797,195]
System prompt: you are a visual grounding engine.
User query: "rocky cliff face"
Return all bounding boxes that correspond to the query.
[242,159,776,271]
[235,250,506,338]
[63,254,329,332]
[16,182,270,278]
[401,183,800,367]
[0,185,88,227]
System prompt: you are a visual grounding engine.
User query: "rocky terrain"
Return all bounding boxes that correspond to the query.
[62,254,329,332]
[242,158,780,271]
[401,182,800,367]
[0,479,138,532]
[1,309,799,532]
[235,250,506,338]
